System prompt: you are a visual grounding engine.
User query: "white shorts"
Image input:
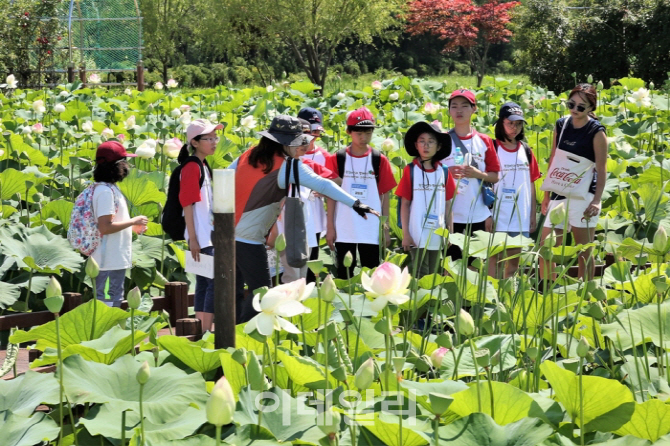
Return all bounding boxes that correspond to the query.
[544,193,596,230]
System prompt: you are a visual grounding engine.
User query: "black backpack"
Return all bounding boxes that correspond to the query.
[335,148,381,185]
[161,156,211,241]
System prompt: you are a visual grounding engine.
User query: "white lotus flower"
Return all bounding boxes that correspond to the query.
[22,126,32,135]
[32,123,44,134]
[124,88,133,95]
[179,104,191,112]
[361,262,411,312]
[240,115,257,130]
[629,88,651,107]
[5,74,17,89]
[266,85,275,92]
[125,115,137,129]
[166,78,178,88]
[424,102,441,113]
[101,128,115,139]
[337,92,346,100]
[171,108,181,118]
[389,92,399,101]
[0,149,4,157]
[81,121,94,134]
[154,82,163,90]
[381,138,395,152]
[179,111,192,126]
[58,90,69,98]
[272,278,315,312]
[243,287,309,336]
[54,103,66,113]
[371,80,383,90]
[135,140,157,159]
[32,100,46,113]
[163,137,182,159]
[208,113,217,121]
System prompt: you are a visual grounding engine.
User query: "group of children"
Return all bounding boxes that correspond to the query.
[87,87,551,330]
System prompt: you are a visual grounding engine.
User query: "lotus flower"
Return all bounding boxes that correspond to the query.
[124,88,133,95]
[4,74,17,89]
[32,99,46,113]
[654,226,668,253]
[457,309,475,336]
[125,115,137,129]
[166,78,178,88]
[240,115,257,130]
[163,137,182,159]
[371,80,383,90]
[381,138,395,152]
[179,104,191,112]
[361,262,411,312]
[117,133,126,142]
[208,113,217,121]
[53,103,66,113]
[58,90,69,98]
[431,120,443,130]
[179,111,192,126]
[88,73,101,84]
[170,108,181,118]
[206,376,235,426]
[424,102,440,113]
[22,126,32,135]
[629,88,651,107]
[354,358,375,390]
[154,81,163,90]
[430,347,448,368]
[31,123,44,134]
[337,92,346,100]
[81,121,94,134]
[243,287,309,336]
[136,139,157,159]
[321,274,337,303]
[389,92,399,101]
[266,85,275,92]
[101,128,114,139]
[597,81,604,91]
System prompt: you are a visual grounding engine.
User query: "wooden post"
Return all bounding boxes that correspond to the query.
[164,282,189,327]
[176,318,202,337]
[137,60,145,92]
[67,64,74,83]
[79,65,86,86]
[212,170,236,350]
[61,292,81,314]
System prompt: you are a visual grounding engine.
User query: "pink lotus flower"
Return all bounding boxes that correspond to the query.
[431,120,443,130]
[31,123,44,134]
[117,133,126,142]
[361,262,411,312]
[88,73,101,84]
[166,79,178,88]
[163,137,182,159]
[154,82,163,90]
[371,80,383,90]
[424,102,440,114]
[430,347,449,368]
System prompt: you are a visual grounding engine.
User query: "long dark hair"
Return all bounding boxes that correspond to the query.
[177,135,203,164]
[494,119,525,143]
[93,160,129,183]
[248,137,285,174]
[569,83,598,119]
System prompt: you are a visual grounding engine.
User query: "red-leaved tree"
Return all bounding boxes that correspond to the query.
[406,0,520,87]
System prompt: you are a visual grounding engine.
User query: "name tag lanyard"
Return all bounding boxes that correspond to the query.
[349,153,369,186]
[419,164,441,229]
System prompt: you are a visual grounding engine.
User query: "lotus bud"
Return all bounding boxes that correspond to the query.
[152,346,160,364]
[457,309,475,336]
[490,350,501,368]
[597,80,604,90]
[246,351,266,391]
[317,407,341,436]
[136,361,151,385]
[549,202,566,226]
[170,108,181,118]
[54,103,66,113]
[650,81,655,90]
[275,233,286,252]
[343,251,353,268]
[587,74,593,84]
[429,392,454,416]
[44,295,64,314]
[307,260,324,276]
[576,336,590,358]
[389,92,399,101]
[231,348,247,366]
[430,347,448,369]
[354,358,375,390]
[653,226,668,253]
[337,92,346,100]
[314,275,334,304]
[206,376,235,427]
[127,286,141,310]
[45,276,62,299]
[162,310,170,322]
[381,138,395,152]
[125,88,133,95]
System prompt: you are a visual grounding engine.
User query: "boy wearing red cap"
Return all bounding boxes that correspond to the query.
[325,107,397,278]
[443,89,501,262]
[91,141,148,307]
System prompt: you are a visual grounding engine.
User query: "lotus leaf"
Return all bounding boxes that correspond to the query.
[0,371,60,416]
[158,334,221,373]
[0,410,60,446]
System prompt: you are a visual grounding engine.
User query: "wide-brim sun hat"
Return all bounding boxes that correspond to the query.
[404,121,452,161]
[258,115,315,147]
[186,119,225,143]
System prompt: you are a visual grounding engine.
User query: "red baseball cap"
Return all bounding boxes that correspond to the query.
[96,141,137,164]
[346,107,376,127]
[449,89,476,106]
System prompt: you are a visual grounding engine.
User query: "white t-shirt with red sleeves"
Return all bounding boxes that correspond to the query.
[442,131,501,224]
[395,160,457,250]
[179,162,213,249]
[300,147,330,235]
[493,141,542,233]
[325,147,397,245]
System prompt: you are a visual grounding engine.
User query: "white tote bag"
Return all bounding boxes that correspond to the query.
[540,117,595,198]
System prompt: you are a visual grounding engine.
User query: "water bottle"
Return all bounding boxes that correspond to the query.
[453,147,463,165]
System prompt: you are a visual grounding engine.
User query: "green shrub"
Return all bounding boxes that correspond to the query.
[343,60,361,77]
[403,68,418,77]
[229,66,253,85]
[209,63,229,86]
[452,62,471,76]
[497,60,513,74]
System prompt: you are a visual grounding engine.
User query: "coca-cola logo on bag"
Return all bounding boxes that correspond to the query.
[548,168,582,184]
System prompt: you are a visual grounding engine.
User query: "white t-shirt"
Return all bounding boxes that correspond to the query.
[494,142,541,233]
[300,147,329,234]
[442,132,500,224]
[332,151,382,244]
[407,164,448,250]
[92,184,132,271]
[182,167,214,249]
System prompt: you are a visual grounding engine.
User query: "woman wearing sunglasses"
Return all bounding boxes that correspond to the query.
[540,83,608,282]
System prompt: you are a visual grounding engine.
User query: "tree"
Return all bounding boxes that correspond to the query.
[207,0,407,92]
[406,0,519,87]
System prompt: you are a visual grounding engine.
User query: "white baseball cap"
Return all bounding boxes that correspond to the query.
[186,119,224,143]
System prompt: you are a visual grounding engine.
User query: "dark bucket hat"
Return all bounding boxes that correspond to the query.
[404,121,452,161]
[258,115,315,147]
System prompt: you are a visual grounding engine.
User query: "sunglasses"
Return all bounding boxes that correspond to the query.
[567,101,589,112]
